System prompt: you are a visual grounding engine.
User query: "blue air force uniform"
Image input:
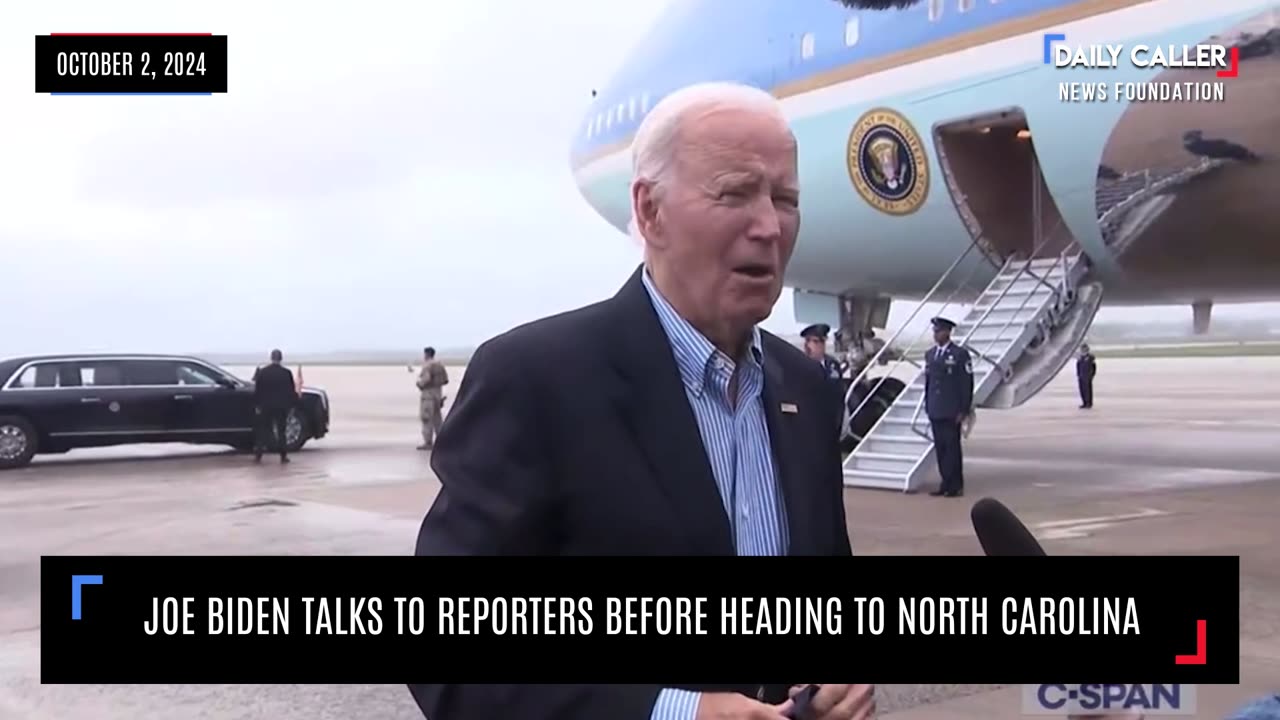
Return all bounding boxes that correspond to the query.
[924,317,974,497]
[1076,345,1097,409]
[801,323,846,428]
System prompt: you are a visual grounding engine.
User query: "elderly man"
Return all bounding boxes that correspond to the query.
[409,82,870,720]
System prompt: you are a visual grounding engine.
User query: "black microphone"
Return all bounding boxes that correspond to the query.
[970,497,1047,556]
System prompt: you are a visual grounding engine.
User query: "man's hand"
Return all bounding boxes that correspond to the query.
[789,684,875,720]
[694,691,793,720]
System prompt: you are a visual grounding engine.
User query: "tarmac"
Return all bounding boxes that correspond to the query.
[0,356,1277,719]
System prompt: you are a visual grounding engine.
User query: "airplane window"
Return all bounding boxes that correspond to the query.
[801,32,815,60]
[641,93,650,112]
[616,104,625,124]
[845,18,860,46]
[606,108,613,130]
[958,0,974,11]
[929,0,943,21]
[629,97,638,121]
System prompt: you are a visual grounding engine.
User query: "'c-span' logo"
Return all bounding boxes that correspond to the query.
[1021,684,1197,715]
[847,107,929,216]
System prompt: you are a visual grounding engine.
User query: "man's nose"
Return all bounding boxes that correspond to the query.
[745,194,783,239]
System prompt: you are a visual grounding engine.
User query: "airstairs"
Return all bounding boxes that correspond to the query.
[1096,158,1227,254]
[840,232,1100,492]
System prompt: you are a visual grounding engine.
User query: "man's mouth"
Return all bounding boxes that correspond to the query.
[732,263,775,279]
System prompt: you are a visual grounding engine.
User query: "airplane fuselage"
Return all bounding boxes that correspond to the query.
[570,0,1280,325]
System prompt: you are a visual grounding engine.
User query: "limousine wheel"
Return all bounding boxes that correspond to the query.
[0,415,37,470]
[283,409,309,453]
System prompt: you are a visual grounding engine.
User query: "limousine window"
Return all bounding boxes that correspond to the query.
[117,359,223,386]
[178,363,221,385]
[9,364,58,388]
[8,361,124,388]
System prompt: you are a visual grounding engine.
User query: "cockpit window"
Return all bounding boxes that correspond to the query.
[929,0,944,21]
[801,32,815,60]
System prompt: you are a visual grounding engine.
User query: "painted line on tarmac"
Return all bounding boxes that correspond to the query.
[1032,508,1171,541]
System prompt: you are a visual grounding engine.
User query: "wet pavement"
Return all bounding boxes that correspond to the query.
[1,357,1277,719]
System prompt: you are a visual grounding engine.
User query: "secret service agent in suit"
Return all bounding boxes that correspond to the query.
[410,82,874,720]
[251,349,297,463]
[1076,343,1097,409]
[924,317,973,498]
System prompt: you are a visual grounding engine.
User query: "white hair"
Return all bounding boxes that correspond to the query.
[629,82,789,244]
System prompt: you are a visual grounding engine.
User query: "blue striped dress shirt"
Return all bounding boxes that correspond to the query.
[641,270,789,720]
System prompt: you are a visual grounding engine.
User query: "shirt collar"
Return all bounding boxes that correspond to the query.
[641,268,764,396]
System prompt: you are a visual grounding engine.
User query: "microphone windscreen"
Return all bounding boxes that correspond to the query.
[970,497,1047,556]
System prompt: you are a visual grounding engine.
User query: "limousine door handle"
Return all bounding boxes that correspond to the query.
[173,394,194,401]
[80,397,101,404]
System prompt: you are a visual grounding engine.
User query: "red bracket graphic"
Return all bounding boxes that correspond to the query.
[1175,619,1207,665]
[1217,47,1239,78]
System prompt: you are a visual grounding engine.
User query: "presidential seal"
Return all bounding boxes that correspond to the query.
[847,108,929,215]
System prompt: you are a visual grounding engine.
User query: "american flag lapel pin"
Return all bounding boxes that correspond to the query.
[780,402,798,414]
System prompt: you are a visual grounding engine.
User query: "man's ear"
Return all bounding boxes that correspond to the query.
[631,179,664,248]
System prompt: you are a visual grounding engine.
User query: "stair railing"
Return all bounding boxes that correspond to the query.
[841,235,1003,443]
[906,223,1085,439]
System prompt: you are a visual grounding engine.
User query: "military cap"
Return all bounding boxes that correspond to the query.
[930,317,957,330]
[800,323,831,340]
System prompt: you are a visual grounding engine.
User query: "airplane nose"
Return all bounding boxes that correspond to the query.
[571,91,649,169]
[570,87,652,233]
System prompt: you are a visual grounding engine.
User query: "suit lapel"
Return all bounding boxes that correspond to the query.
[761,348,816,556]
[605,267,736,555]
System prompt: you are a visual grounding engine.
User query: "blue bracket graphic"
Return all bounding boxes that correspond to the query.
[71,575,103,620]
[1043,33,1066,64]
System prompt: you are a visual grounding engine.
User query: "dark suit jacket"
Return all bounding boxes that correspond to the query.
[252,363,296,411]
[409,266,852,720]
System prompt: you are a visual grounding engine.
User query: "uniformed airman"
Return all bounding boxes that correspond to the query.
[801,323,847,428]
[416,346,450,451]
[801,323,844,382]
[1076,343,1097,409]
[924,317,974,497]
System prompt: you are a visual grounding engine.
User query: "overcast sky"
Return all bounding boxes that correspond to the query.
[1,1,1271,356]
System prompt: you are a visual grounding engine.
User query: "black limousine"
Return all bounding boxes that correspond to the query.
[0,353,330,469]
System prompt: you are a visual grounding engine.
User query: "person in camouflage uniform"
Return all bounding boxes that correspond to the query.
[416,346,449,450]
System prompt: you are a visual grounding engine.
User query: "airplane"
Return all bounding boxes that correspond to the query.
[569,0,1280,492]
